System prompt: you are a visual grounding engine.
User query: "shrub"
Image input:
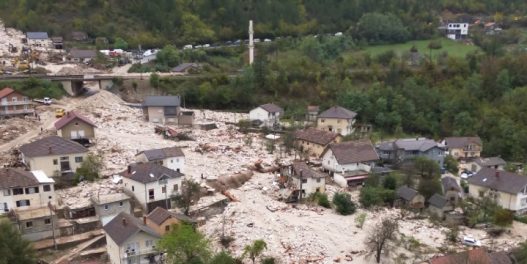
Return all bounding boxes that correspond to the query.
[355,213,367,229]
[316,193,331,208]
[493,208,514,227]
[332,192,356,215]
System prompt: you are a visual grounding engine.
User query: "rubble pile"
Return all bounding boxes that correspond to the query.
[0,117,38,145]
[0,22,24,56]
[56,179,121,209]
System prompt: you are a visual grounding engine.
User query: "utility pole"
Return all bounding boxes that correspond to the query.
[165,183,169,209]
[298,170,303,201]
[249,20,254,65]
[48,202,57,250]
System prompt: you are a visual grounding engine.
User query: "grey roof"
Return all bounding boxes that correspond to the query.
[428,193,448,208]
[394,138,443,152]
[441,177,461,192]
[323,140,379,165]
[258,103,283,113]
[295,128,340,146]
[291,161,325,179]
[147,207,195,226]
[70,49,97,59]
[467,167,527,194]
[0,168,39,189]
[103,212,160,246]
[142,96,181,107]
[137,147,184,161]
[26,32,49,40]
[397,186,419,201]
[475,157,506,167]
[20,136,88,158]
[318,106,357,119]
[121,163,184,184]
[170,63,201,73]
[444,137,482,149]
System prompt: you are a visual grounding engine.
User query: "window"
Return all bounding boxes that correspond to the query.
[165,225,170,232]
[337,120,341,124]
[316,178,321,183]
[521,198,527,207]
[104,204,109,210]
[25,221,33,228]
[149,189,154,200]
[131,186,135,192]
[301,179,307,184]
[44,218,51,225]
[53,159,58,165]
[13,188,23,195]
[162,186,166,194]
[12,97,17,102]
[16,200,30,207]
[146,240,154,248]
[75,122,79,126]
[75,157,83,163]
[3,189,11,196]
[43,185,51,192]
[119,201,123,207]
[173,184,178,192]
[171,159,174,163]
[25,187,39,194]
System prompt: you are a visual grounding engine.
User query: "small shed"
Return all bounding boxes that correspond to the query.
[178,111,195,126]
[428,193,449,219]
[396,186,425,209]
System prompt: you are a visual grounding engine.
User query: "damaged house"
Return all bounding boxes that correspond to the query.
[281,161,326,201]
[142,95,181,124]
[135,146,185,173]
[54,111,96,145]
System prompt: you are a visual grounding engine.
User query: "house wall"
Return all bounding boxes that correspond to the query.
[321,149,373,173]
[249,107,280,128]
[120,231,160,264]
[18,215,58,241]
[123,177,182,211]
[145,217,180,236]
[316,117,355,136]
[23,153,88,177]
[0,91,34,116]
[428,205,445,219]
[27,39,51,48]
[0,183,56,213]
[290,176,325,196]
[450,146,481,159]
[178,114,194,126]
[162,157,185,173]
[408,195,425,208]
[58,119,95,140]
[106,233,121,264]
[296,140,327,158]
[398,147,444,167]
[95,200,131,219]
[444,190,460,205]
[146,106,165,123]
[468,184,527,212]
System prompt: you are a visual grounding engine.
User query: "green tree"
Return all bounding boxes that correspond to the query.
[515,240,527,263]
[150,73,160,88]
[243,240,267,264]
[354,12,409,44]
[493,208,514,227]
[157,223,211,264]
[209,251,238,264]
[316,193,331,208]
[75,153,103,182]
[444,155,459,174]
[113,37,129,49]
[0,220,35,264]
[174,179,201,216]
[332,192,356,215]
[355,213,367,229]
[383,175,397,190]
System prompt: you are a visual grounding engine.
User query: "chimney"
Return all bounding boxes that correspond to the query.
[143,216,147,225]
[48,147,52,154]
[122,218,127,226]
[127,165,131,174]
[495,171,500,178]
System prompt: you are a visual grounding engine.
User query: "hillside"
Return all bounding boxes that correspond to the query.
[1,0,527,47]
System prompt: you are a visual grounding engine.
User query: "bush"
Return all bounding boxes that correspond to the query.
[428,40,442,50]
[359,187,395,208]
[74,154,103,183]
[316,193,331,208]
[493,208,514,227]
[444,155,459,174]
[383,175,397,190]
[332,192,356,215]
[355,213,367,229]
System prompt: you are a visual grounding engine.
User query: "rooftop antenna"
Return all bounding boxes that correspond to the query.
[249,20,254,65]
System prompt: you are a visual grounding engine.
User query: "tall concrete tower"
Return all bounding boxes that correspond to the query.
[249,20,254,65]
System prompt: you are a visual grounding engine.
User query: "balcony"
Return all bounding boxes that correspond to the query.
[0,109,35,116]
[0,100,32,106]
[122,248,161,264]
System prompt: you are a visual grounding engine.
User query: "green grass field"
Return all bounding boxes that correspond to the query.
[362,38,481,58]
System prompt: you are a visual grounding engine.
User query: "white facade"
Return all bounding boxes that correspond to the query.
[322,149,374,173]
[468,184,527,213]
[447,23,469,40]
[249,107,280,128]
[106,230,160,264]
[290,176,325,196]
[135,154,185,173]
[0,171,56,214]
[122,176,182,210]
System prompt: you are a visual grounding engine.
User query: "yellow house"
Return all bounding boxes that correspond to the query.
[316,106,357,136]
[54,111,96,140]
[294,128,342,157]
[444,137,482,159]
[145,206,195,235]
[19,136,88,178]
[467,168,527,214]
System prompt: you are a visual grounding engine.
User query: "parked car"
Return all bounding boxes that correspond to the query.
[264,38,272,42]
[203,44,210,48]
[462,236,481,247]
[55,108,65,118]
[254,38,261,43]
[183,45,193,50]
[460,169,474,179]
[335,32,343,36]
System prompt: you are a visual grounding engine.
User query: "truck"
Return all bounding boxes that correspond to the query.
[55,108,65,118]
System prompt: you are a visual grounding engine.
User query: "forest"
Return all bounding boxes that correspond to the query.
[1,0,527,47]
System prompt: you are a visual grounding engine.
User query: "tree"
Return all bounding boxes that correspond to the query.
[417,178,442,200]
[174,179,201,216]
[332,192,356,215]
[493,208,514,227]
[315,193,331,208]
[150,73,160,88]
[243,240,267,264]
[0,220,35,264]
[75,153,103,182]
[366,218,398,263]
[383,175,397,190]
[444,155,459,174]
[354,12,409,44]
[113,37,129,49]
[209,251,238,264]
[515,240,527,263]
[359,187,395,208]
[355,213,367,229]
[157,223,211,264]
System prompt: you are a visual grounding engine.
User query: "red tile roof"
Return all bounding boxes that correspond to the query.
[54,111,96,130]
[0,87,15,99]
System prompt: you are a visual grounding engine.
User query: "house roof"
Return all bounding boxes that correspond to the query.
[70,49,97,59]
[467,167,527,194]
[291,161,325,179]
[15,206,55,221]
[307,105,319,113]
[26,32,49,40]
[142,96,181,107]
[120,163,184,184]
[0,168,39,189]
[428,194,448,208]
[397,186,419,201]
[103,212,160,246]
[0,87,15,99]
[32,170,55,184]
[54,111,96,130]
[445,137,482,149]
[51,36,63,42]
[394,138,443,152]
[19,136,88,158]
[258,103,283,113]
[318,106,357,119]
[475,157,506,167]
[170,63,201,73]
[323,140,379,165]
[137,146,184,161]
[295,128,340,146]
[441,177,461,192]
[429,248,512,264]
[147,207,195,226]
